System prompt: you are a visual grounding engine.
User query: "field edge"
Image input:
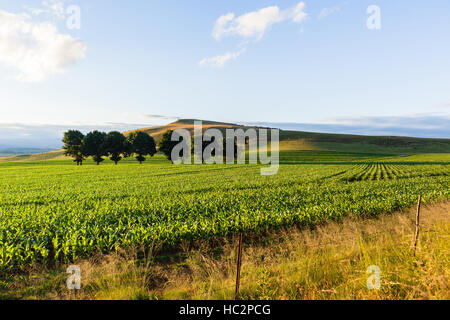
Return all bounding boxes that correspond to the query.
[1,201,448,300]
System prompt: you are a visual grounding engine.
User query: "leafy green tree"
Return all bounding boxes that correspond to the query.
[157,130,183,163]
[62,130,85,165]
[122,138,133,158]
[126,131,156,164]
[105,131,126,165]
[84,130,107,165]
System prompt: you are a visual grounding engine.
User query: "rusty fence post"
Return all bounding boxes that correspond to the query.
[235,231,243,300]
[413,195,421,256]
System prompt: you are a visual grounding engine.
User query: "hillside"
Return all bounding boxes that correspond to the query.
[129,119,450,154]
[0,149,66,162]
[1,119,449,162]
[123,119,252,143]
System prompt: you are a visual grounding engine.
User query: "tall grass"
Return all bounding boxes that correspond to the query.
[2,202,448,300]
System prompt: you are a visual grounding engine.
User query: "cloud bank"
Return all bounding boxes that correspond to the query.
[0,122,155,149]
[140,114,180,122]
[0,9,86,82]
[243,114,450,139]
[1,114,448,151]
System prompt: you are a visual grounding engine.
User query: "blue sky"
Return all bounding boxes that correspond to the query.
[0,0,449,148]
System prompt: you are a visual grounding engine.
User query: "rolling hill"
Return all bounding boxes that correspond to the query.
[1,119,449,162]
[130,119,450,154]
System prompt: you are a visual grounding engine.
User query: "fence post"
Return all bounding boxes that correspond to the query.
[413,195,421,256]
[235,230,243,300]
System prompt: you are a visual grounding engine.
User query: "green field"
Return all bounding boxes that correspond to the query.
[0,152,448,273]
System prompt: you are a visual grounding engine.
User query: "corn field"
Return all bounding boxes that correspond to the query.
[0,158,448,272]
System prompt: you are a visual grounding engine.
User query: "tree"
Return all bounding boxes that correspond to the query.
[126,131,156,164]
[122,138,133,159]
[84,130,107,165]
[157,130,182,163]
[104,131,126,165]
[62,130,85,165]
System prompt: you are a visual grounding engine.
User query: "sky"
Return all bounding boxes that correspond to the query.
[0,0,449,148]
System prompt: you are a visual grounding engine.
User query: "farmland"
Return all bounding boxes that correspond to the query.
[0,153,448,273]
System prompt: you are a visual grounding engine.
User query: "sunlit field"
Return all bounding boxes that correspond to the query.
[0,153,448,273]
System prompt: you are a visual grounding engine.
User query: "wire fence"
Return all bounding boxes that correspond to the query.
[189,195,423,299]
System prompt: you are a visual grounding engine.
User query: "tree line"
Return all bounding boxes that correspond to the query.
[63,130,159,165]
[63,129,240,165]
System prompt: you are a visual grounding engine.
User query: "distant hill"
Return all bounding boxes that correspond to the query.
[1,119,449,162]
[0,149,66,162]
[123,119,254,143]
[0,147,54,157]
[128,119,450,154]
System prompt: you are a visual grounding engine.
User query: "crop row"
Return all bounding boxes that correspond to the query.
[0,161,448,272]
[339,163,448,182]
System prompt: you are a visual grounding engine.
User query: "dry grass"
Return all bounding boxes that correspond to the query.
[123,121,236,143]
[1,202,448,300]
[0,150,67,162]
[279,139,323,151]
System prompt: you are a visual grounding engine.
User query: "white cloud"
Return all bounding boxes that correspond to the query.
[291,2,308,23]
[199,48,246,67]
[26,0,66,19]
[0,9,86,82]
[318,7,340,19]
[43,0,65,19]
[140,114,180,122]
[202,2,307,68]
[212,2,307,41]
[318,2,349,19]
[27,7,46,16]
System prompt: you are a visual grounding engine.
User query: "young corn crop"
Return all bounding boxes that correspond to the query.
[0,158,448,272]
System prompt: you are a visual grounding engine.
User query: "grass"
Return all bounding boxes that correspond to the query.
[2,201,448,300]
[3,149,450,164]
[0,156,448,272]
[0,148,448,299]
[278,150,397,163]
[278,129,450,154]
